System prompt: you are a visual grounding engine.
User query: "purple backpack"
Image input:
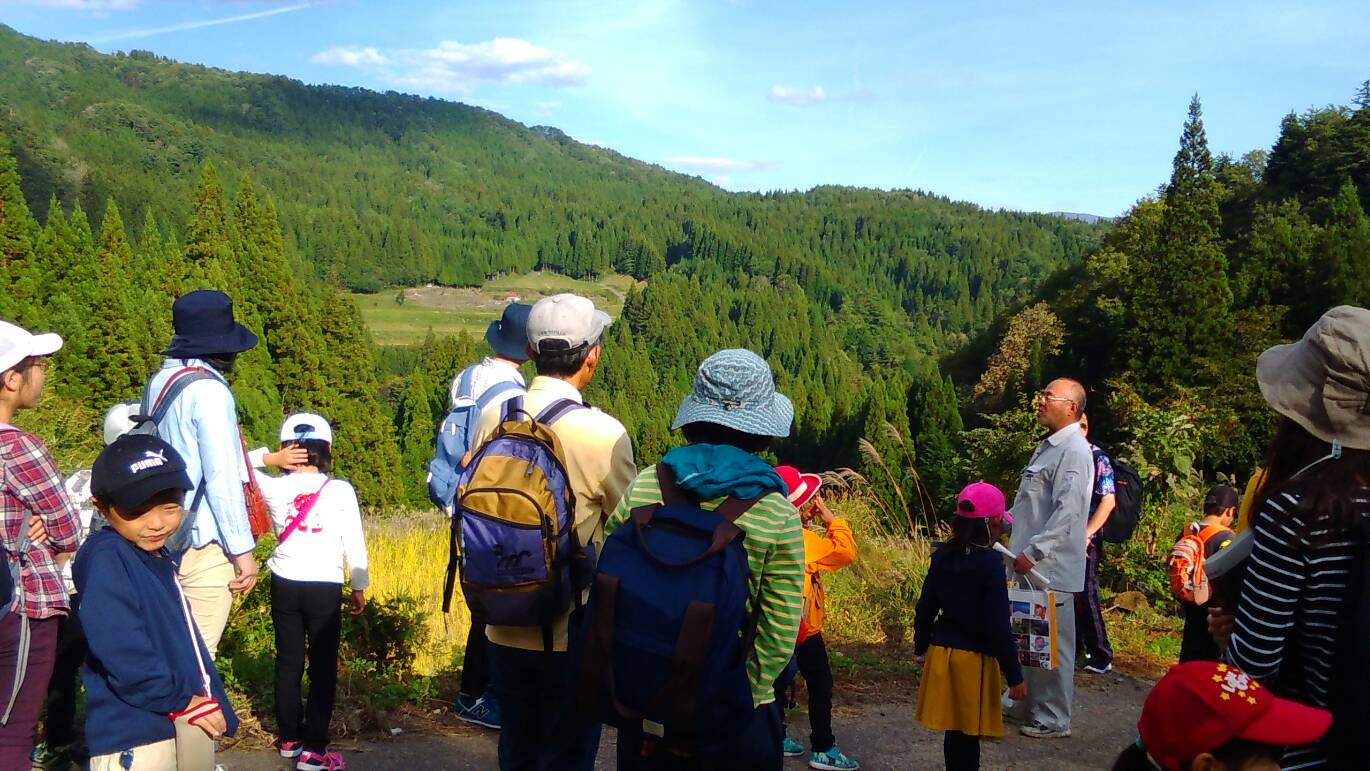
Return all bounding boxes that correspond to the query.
[455,397,591,651]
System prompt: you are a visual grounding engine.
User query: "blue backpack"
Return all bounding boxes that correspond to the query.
[445,397,591,650]
[427,366,523,512]
[578,465,761,753]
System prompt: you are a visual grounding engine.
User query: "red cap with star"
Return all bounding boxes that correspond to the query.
[1138,661,1331,770]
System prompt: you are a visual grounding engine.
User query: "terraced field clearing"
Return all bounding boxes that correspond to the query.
[351,272,636,346]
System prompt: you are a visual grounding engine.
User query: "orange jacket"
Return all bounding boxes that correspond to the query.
[798,518,857,644]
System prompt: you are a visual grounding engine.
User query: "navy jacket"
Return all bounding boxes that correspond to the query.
[74,528,239,756]
[913,544,1024,687]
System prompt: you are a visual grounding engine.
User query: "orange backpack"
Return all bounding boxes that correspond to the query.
[1168,523,1227,603]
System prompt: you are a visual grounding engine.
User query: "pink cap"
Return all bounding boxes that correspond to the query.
[956,481,1012,525]
[774,465,822,509]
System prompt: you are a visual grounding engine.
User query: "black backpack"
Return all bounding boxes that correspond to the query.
[1101,457,1142,543]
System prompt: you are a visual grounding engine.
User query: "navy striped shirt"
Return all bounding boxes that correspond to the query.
[1227,490,1367,770]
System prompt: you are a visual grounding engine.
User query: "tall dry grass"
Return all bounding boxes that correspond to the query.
[362,511,468,675]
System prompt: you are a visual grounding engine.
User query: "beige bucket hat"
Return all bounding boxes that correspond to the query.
[1256,305,1370,450]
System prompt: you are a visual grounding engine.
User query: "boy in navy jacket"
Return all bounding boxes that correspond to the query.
[75,434,238,770]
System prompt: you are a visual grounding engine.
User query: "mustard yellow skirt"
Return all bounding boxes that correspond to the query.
[914,645,1004,738]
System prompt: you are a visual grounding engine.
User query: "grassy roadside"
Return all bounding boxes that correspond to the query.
[217,501,1176,746]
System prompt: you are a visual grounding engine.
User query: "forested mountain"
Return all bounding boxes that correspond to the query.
[0,25,1108,523]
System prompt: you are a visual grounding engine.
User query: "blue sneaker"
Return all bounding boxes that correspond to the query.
[782,736,805,757]
[453,693,502,730]
[810,745,860,770]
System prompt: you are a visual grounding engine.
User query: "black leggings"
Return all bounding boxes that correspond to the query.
[944,730,980,771]
[272,575,343,753]
[772,633,836,752]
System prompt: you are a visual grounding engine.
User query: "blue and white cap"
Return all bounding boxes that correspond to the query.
[280,412,333,445]
[671,349,794,438]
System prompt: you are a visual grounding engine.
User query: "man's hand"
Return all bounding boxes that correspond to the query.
[1013,551,1036,576]
[228,552,258,594]
[1207,606,1235,652]
[349,589,366,616]
[27,514,48,547]
[1007,682,1028,701]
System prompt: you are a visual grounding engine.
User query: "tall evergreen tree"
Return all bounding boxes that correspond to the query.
[1127,95,1235,391]
[1318,178,1370,309]
[0,139,37,322]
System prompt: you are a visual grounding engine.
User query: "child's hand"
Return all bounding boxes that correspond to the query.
[178,695,228,738]
[349,589,366,616]
[812,496,836,526]
[1008,682,1028,701]
[264,445,309,470]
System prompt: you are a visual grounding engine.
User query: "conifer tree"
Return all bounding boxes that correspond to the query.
[0,140,37,322]
[318,283,405,507]
[1319,178,1370,309]
[1127,95,1235,390]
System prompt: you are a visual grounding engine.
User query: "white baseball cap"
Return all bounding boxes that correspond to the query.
[0,320,63,375]
[280,412,333,445]
[103,402,138,446]
[526,294,612,355]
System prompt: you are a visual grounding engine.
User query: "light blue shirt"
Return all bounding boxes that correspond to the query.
[146,358,254,556]
[1007,421,1094,592]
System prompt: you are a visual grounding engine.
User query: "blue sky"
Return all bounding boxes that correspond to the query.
[1,0,1366,216]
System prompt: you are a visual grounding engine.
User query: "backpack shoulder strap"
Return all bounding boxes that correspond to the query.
[534,398,585,426]
[502,394,525,423]
[144,367,220,423]
[475,380,523,413]
[1196,524,1229,546]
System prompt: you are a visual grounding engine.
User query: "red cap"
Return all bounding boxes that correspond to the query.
[956,481,1012,525]
[774,465,822,509]
[1138,662,1331,770]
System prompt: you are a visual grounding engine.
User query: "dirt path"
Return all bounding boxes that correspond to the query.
[221,670,1147,770]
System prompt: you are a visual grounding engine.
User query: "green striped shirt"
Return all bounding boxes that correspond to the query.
[605,464,805,708]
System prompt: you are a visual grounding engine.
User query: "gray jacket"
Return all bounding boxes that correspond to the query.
[1007,421,1094,593]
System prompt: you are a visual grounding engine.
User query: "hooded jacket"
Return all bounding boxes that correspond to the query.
[74,528,238,756]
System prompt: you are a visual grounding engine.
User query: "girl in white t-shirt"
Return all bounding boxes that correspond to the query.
[253,413,367,771]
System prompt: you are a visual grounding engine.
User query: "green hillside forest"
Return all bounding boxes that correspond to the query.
[3,22,1370,596]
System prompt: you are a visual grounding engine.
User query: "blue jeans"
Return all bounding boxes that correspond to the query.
[489,617,601,771]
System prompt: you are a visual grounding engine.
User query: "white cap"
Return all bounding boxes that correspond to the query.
[0,320,63,374]
[280,412,333,445]
[526,294,612,355]
[103,402,138,446]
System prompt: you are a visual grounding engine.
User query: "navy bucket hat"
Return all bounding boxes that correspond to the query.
[671,349,794,438]
[164,290,258,358]
[486,302,533,362]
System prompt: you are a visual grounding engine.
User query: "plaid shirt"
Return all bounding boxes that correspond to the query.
[0,427,81,618]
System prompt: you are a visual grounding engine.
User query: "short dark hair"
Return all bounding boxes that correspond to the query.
[679,421,772,454]
[533,341,596,378]
[286,438,333,473]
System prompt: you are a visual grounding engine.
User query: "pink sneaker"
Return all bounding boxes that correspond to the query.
[297,750,346,770]
[278,740,302,759]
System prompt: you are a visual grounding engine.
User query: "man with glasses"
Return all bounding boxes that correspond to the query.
[1003,378,1093,740]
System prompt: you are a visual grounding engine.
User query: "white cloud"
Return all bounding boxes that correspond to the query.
[311,46,388,67]
[88,3,311,43]
[311,38,591,94]
[768,84,827,106]
[669,156,777,174]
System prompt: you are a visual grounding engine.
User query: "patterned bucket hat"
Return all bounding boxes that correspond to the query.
[671,349,794,438]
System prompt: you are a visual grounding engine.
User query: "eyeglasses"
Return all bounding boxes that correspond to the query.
[1036,391,1074,405]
